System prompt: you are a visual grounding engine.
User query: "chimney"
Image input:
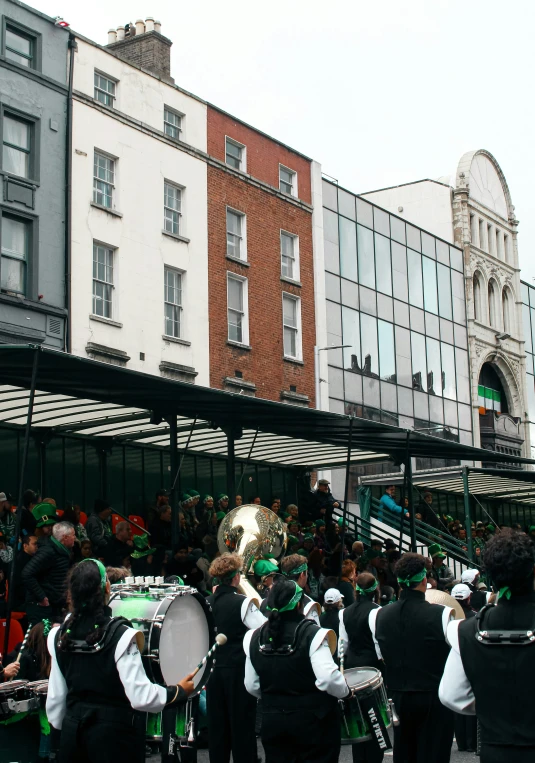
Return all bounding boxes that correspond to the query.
[105,17,174,83]
[108,28,117,44]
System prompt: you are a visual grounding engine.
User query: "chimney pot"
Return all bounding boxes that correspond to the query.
[107,28,117,44]
[135,19,145,35]
[154,20,162,33]
[116,25,125,41]
[145,17,155,32]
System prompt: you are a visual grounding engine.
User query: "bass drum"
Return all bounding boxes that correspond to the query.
[109,584,216,695]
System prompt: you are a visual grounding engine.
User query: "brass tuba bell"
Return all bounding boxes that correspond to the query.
[217,504,287,602]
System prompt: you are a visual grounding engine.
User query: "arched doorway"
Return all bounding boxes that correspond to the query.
[478,362,522,463]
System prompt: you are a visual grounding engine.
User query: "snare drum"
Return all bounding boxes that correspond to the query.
[0,680,36,720]
[109,584,216,695]
[340,667,392,746]
[27,680,48,709]
[146,700,192,742]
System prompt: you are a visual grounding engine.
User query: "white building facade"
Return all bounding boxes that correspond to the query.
[70,22,209,385]
[363,150,530,461]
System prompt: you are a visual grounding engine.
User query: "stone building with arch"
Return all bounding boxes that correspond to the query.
[362,149,530,461]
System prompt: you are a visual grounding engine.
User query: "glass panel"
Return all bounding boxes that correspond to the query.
[356,198,373,228]
[325,273,340,302]
[406,224,421,252]
[6,29,31,57]
[357,224,375,289]
[0,256,24,293]
[2,217,28,259]
[521,282,530,304]
[284,326,297,357]
[390,216,406,244]
[3,145,27,177]
[421,232,435,258]
[436,239,449,266]
[323,209,339,244]
[283,295,297,327]
[436,262,452,320]
[373,207,389,237]
[338,189,356,220]
[391,242,408,303]
[4,116,30,150]
[228,311,242,343]
[341,278,358,308]
[407,249,423,308]
[450,246,463,272]
[339,216,357,282]
[411,332,426,392]
[359,285,376,316]
[426,337,442,396]
[422,256,438,314]
[228,277,243,311]
[441,343,456,400]
[281,232,294,278]
[360,313,378,376]
[375,233,392,295]
[342,306,360,371]
[451,270,466,324]
[425,312,439,339]
[455,348,470,404]
[322,181,337,211]
[378,320,396,382]
[524,305,533,353]
[226,140,242,169]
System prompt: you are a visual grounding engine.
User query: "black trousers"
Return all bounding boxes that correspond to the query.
[391,691,454,763]
[352,739,384,763]
[481,744,535,763]
[206,665,257,763]
[58,707,145,763]
[454,712,477,751]
[261,704,340,763]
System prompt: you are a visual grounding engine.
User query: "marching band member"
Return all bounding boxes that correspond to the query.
[440,529,535,763]
[244,578,349,763]
[206,553,266,763]
[46,558,194,763]
[280,554,320,624]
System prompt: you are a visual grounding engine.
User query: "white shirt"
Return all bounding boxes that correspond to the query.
[241,597,268,629]
[46,624,168,730]
[303,597,321,625]
[438,619,476,715]
[243,627,349,700]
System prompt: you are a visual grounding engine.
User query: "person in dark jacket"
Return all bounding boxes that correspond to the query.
[311,479,340,525]
[23,521,75,623]
[85,499,112,557]
[320,588,343,637]
[12,533,38,612]
[148,504,172,549]
[103,521,134,568]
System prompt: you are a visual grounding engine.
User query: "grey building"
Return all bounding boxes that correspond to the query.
[0,0,70,347]
[321,178,472,477]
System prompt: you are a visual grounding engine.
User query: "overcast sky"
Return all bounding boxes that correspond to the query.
[29,0,535,283]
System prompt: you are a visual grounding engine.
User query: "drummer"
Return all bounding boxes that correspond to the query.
[244,578,349,763]
[280,554,321,623]
[46,557,195,763]
[339,572,385,763]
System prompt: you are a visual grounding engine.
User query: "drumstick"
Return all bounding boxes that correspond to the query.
[339,637,345,676]
[9,623,33,681]
[191,634,227,677]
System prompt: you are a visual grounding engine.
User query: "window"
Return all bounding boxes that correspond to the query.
[279,165,296,196]
[93,152,115,209]
[226,209,245,260]
[164,182,182,235]
[470,214,478,246]
[1,216,29,295]
[281,231,298,280]
[164,268,182,338]
[488,280,498,328]
[5,25,34,67]
[225,138,244,171]
[282,294,301,359]
[503,288,513,334]
[94,72,116,107]
[2,115,31,178]
[227,274,248,344]
[92,243,114,318]
[473,273,482,322]
[164,107,182,139]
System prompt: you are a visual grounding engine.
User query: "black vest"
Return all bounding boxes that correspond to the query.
[375,588,450,692]
[208,584,249,668]
[467,585,487,612]
[459,592,535,747]
[342,597,381,671]
[55,612,131,711]
[250,613,336,717]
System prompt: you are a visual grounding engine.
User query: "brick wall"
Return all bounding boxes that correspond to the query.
[208,108,312,205]
[207,163,315,405]
[108,32,172,80]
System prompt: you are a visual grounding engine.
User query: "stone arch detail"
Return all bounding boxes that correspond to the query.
[476,350,521,418]
[456,149,515,221]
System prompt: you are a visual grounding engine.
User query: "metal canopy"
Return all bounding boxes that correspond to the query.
[0,345,533,470]
[361,466,535,504]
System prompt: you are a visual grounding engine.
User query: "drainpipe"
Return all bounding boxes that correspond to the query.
[65,35,76,353]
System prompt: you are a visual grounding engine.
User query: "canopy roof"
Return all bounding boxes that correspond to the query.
[0,345,532,470]
[361,466,535,504]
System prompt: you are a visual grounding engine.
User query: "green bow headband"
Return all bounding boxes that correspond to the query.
[42,619,53,637]
[357,578,379,594]
[267,583,303,613]
[78,557,107,592]
[397,567,426,588]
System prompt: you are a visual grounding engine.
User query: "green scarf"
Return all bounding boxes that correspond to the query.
[51,536,71,557]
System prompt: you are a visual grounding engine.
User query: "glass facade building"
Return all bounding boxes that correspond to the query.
[322,179,472,472]
[521,281,535,457]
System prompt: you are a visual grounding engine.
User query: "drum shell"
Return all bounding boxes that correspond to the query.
[0,680,32,719]
[340,667,391,745]
[27,680,49,710]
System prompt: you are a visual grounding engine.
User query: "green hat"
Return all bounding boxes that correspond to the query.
[32,502,59,529]
[486,524,496,533]
[203,495,213,503]
[287,535,299,547]
[131,533,154,559]
[428,543,446,559]
[217,493,228,502]
[303,533,314,542]
[216,511,226,521]
[253,559,279,578]
[315,519,326,528]
[337,517,345,527]
[529,525,535,534]
[180,492,192,504]
[187,489,200,498]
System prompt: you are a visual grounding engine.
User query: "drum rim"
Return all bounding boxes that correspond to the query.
[344,666,383,691]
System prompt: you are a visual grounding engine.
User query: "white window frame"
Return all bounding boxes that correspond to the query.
[164,266,183,339]
[93,150,116,210]
[279,164,297,197]
[225,136,246,172]
[227,272,249,346]
[164,106,183,140]
[92,241,115,319]
[226,207,247,262]
[282,292,302,360]
[94,70,117,107]
[280,230,299,281]
[0,214,29,296]
[164,181,183,236]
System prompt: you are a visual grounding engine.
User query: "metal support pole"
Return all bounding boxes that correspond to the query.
[169,415,179,551]
[338,418,354,581]
[227,432,236,509]
[235,428,259,498]
[5,348,40,656]
[99,449,108,500]
[462,466,474,561]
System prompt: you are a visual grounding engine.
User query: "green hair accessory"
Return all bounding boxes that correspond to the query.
[498,586,512,601]
[78,557,107,592]
[42,619,53,637]
[397,567,427,588]
[267,583,303,613]
[356,578,379,594]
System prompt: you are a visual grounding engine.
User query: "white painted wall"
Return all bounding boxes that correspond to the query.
[362,180,454,244]
[71,39,209,384]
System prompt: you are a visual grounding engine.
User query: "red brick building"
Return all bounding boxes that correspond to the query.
[207,106,315,406]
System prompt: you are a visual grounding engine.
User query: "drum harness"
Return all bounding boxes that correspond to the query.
[475,604,535,646]
[56,614,133,653]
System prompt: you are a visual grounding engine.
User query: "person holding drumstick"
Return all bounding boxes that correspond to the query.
[244,578,349,763]
[46,558,195,763]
